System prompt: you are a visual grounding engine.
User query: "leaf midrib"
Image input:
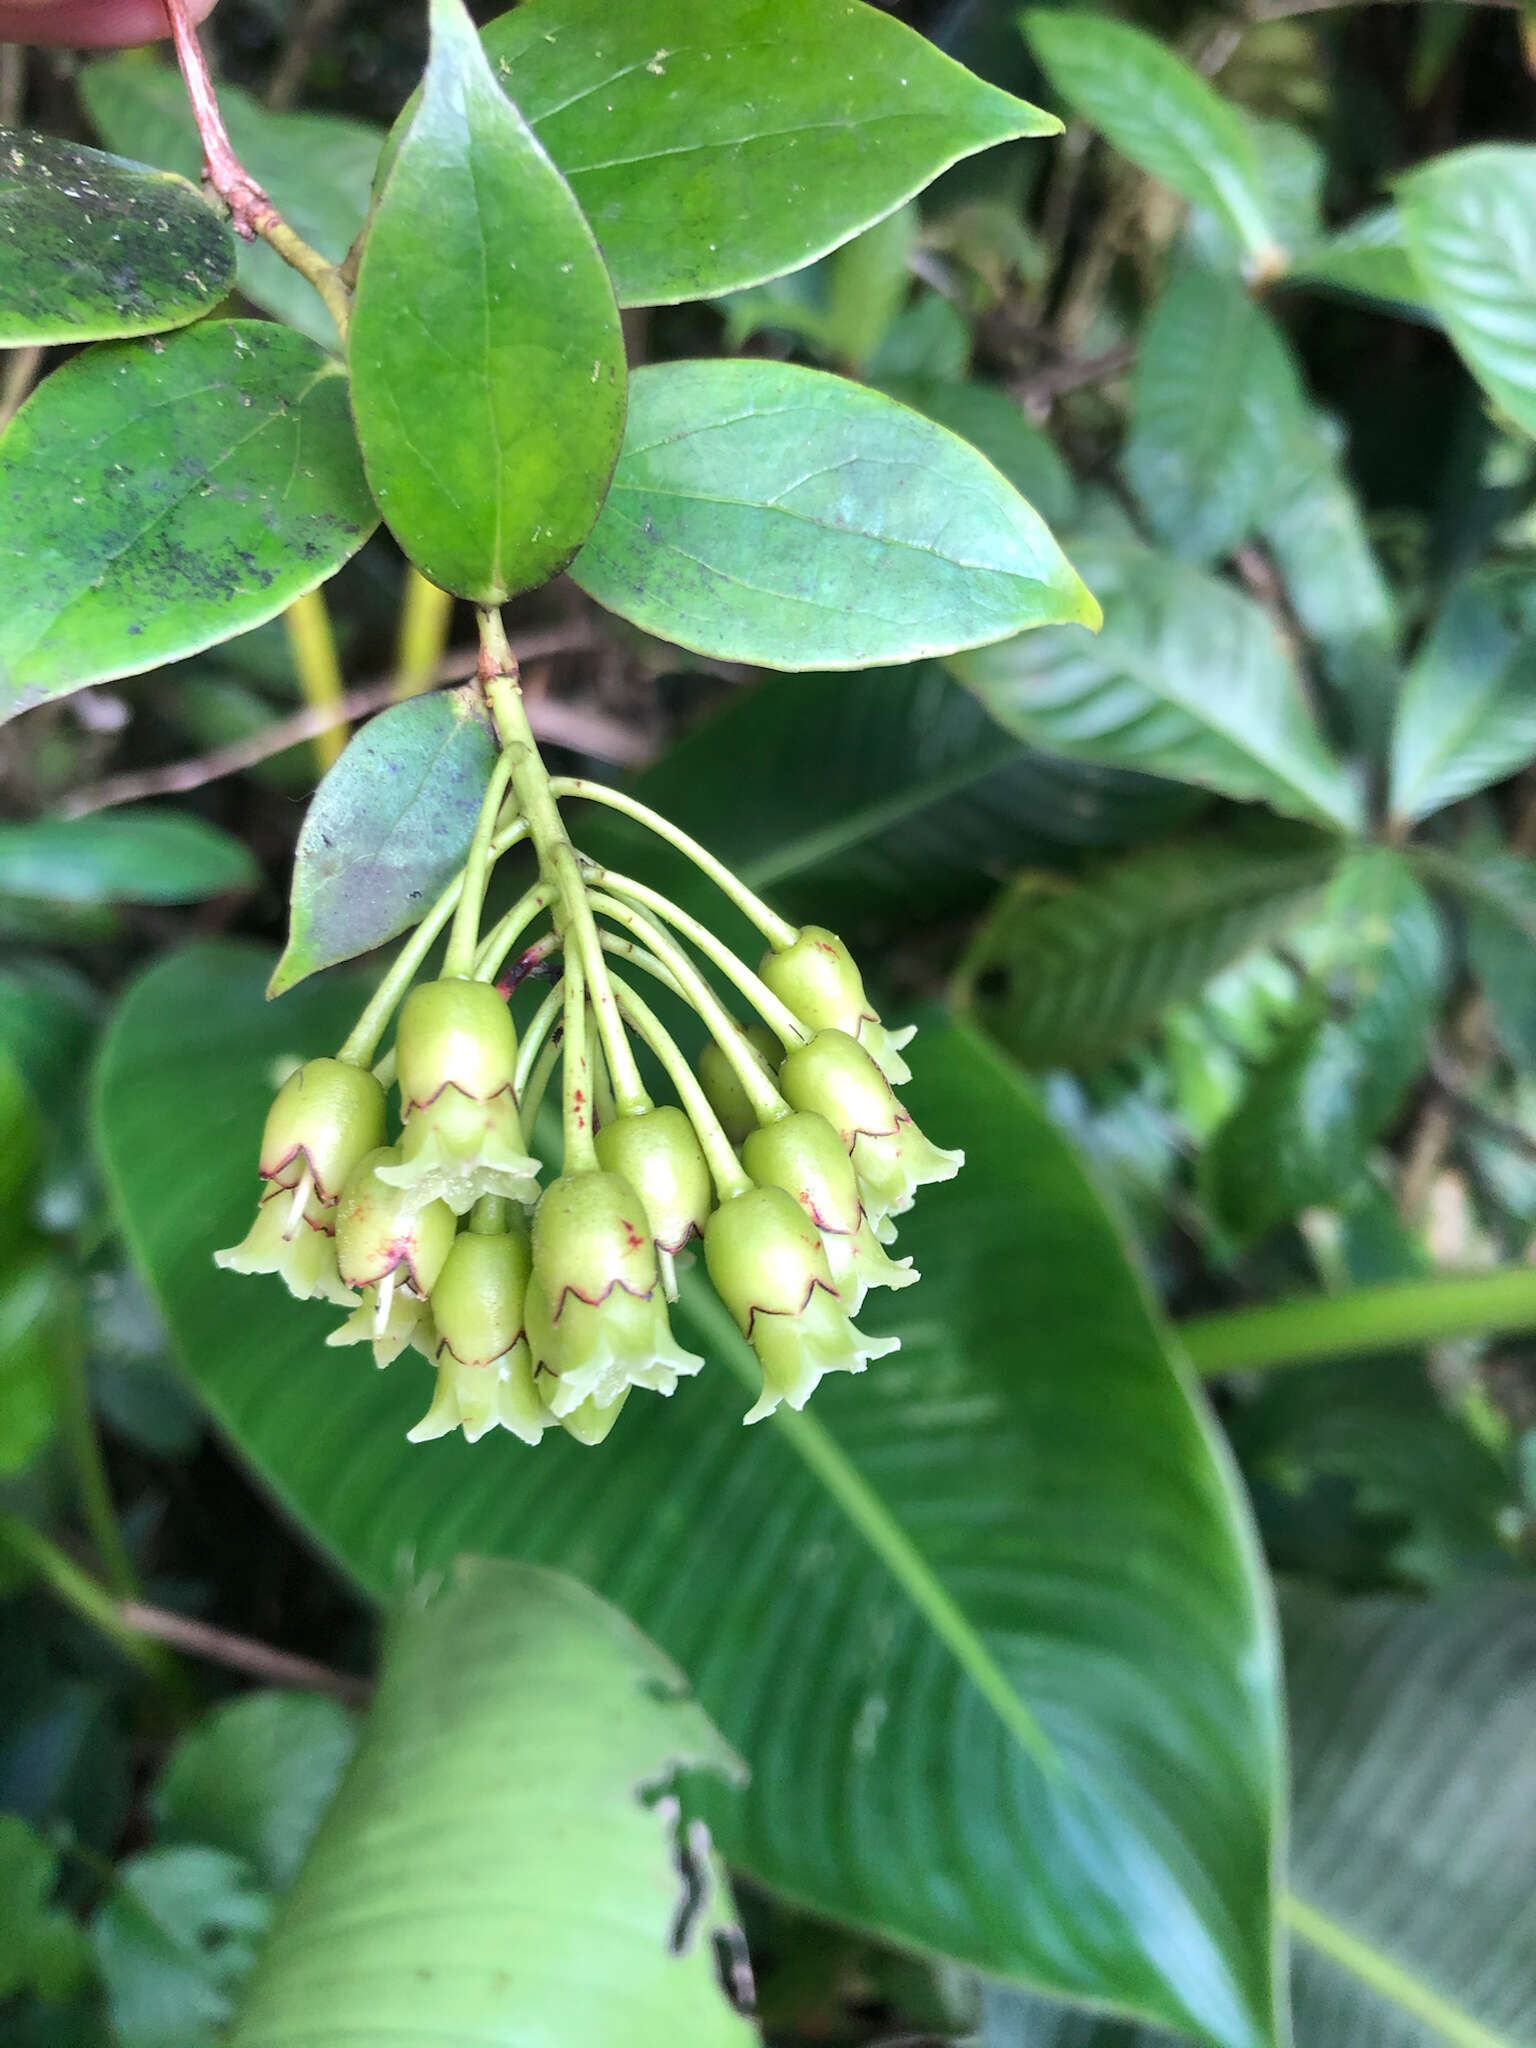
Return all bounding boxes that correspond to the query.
[1284,1891,1520,2048]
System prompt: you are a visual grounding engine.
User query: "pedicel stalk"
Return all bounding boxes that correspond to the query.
[218,609,964,1447]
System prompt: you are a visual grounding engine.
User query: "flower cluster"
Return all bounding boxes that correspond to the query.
[218,648,961,1448]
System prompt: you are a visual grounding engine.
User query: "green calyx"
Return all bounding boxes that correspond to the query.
[431,1227,532,1367]
[395,976,518,1108]
[741,1111,916,1311]
[258,1057,387,1203]
[378,1082,540,1216]
[759,926,914,1084]
[594,1106,713,1254]
[334,1146,457,1295]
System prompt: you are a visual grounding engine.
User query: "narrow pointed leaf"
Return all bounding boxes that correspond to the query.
[0,322,376,724]
[269,688,496,997]
[94,943,1284,2048]
[349,0,625,604]
[947,541,1361,831]
[1397,146,1536,437]
[570,360,1101,669]
[230,1562,755,2047]
[1389,570,1536,825]
[0,128,233,345]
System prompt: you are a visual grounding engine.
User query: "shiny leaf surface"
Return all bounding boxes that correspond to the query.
[1389,570,1536,825]
[0,810,256,906]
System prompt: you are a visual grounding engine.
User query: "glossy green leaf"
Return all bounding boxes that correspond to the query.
[1123,268,1305,562]
[477,0,1058,306]
[230,1562,753,2047]
[350,0,625,605]
[1425,846,1536,1069]
[1287,206,1436,322]
[571,360,1101,669]
[0,1814,92,2004]
[0,1252,70,1477]
[1020,11,1281,273]
[269,687,496,997]
[956,828,1340,1072]
[91,1847,270,2048]
[81,58,381,349]
[1389,570,1536,825]
[947,540,1361,831]
[95,943,1284,2047]
[0,128,233,346]
[155,1694,356,1892]
[982,1584,1536,2048]
[1397,146,1536,436]
[1188,115,1325,275]
[0,811,256,906]
[0,322,376,724]
[1204,850,1446,1240]
[875,376,1078,531]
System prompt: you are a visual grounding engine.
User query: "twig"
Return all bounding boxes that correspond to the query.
[0,343,43,430]
[57,626,641,818]
[1427,1046,1536,1165]
[283,586,348,773]
[121,1602,370,1702]
[1015,341,1135,411]
[264,0,351,111]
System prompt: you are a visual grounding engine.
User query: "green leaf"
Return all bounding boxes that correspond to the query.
[824,203,919,376]
[155,1694,356,1892]
[268,687,496,998]
[947,540,1361,831]
[1389,570,1536,825]
[349,0,624,606]
[95,944,1285,2047]
[1287,205,1436,323]
[0,322,376,724]
[0,1251,69,1477]
[1204,850,1446,1239]
[91,1847,270,2048]
[0,1813,92,2004]
[476,0,1057,307]
[229,1562,752,2046]
[874,375,1078,531]
[1123,268,1305,562]
[1187,115,1325,274]
[81,58,381,349]
[0,129,233,346]
[1397,146,1536,437]
[0,811,256,906]
[1020,11,1282,273]
[1426,846,1536,1068]
[956,827,1341,1071]
[570,360,1100,669]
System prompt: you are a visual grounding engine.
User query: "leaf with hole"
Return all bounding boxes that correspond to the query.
[0,128,233,346]
[570,359,1100,669]
[0,322,376,725]
[947,540,1360,831]
[95,942,1285,2047]
[1389,569,1536,825]
[349,0,625,604]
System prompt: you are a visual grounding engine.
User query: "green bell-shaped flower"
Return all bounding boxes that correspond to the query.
[257,1057,387,1204]
[335,1146,457,1298]
[758,925,914,1085]
[594,1106,713,1254]
[327,1282,436,1369]
[215,1182,354,1306]
[527,1173,703,1419]
[779,1030,962,1234]
[704,1184,898,1424]
[695,1020,781,1147]
[380,978,540,1214]
[406,1226,551,1445]
[740,1110,915,1312]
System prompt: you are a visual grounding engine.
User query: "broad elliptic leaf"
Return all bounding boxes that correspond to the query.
[230,1562,754,2047]
[875,376,1079,531]
[0,322,376,724]
[1287,206,1436,324]
[96,943,1285,2048]
[570,360,1101,669]
[350,0,625,605]
[956,828,1341,1072]
[981,1583,1536,2048]
[0,810,256,906]
[1020,11,1282,275]
[82,58,381,349]
[947,540,1361,831]
[477,0,1058,307]
[0,128,233,346]
[269,688,496,997]
[155,1693,356,1892]
[1123,268,1305,562]
[1397,146,1536,438]
[1389,569,1536,825]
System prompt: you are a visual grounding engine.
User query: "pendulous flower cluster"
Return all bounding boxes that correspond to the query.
[217,632,961,1449]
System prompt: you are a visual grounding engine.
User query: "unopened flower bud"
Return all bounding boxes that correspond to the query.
[696,1020,780,1147]
[594,1107,713,1254]
[382,978,540,1213]
[258,1057,386,1202]
[779,1030,962,1232]
[215,1183,354,1305]
[759,926,914,1084]
[704,1185,898,1424]
[334,1146,456,1297]
[741,1111,916,1312]
[529,1173,703,1417]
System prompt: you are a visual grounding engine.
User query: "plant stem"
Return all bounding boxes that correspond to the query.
[470,1194,509,1235]
[282,587,348,774]
[392,567,456,702]
[479,613,647,1117]
[560,947,596,1171]
[53,1336,137,1600]
[513,981,566,1098]
[599,931,687,1002]
[549,777,797,949]
[1178,1265,1536,1377]
[581,861,809,1050]
[472,884,556,982]
[334,815,530,1065]
[0,1516,176,1685]
[608,972,750,1201]
[519,1024,564,1133]
[442,753,515,978]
